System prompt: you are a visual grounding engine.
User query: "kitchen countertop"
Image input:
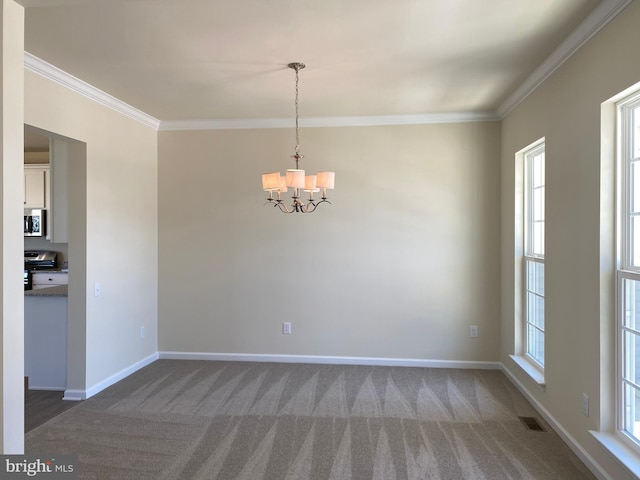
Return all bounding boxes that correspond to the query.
[24,285,68,297]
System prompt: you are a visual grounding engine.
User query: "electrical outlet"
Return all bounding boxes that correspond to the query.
[94,282,101,297]
[283,322,292,335]
[470,325,478,338]
[582,393,589,417]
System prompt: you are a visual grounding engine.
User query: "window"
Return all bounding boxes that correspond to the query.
[511,139,545,383]
[524,143,545,368]
[618,93,640,446]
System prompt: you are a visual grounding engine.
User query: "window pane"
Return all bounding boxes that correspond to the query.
[624,278,640,330]
[532,153,544,188]
[532,222,544,256]
[525,146,544,259]
[525,257,544,368]
[527,293,544,330]
[634,106,640,159]
[533,187,544,221]
[623,382,640,440]
[527,291,536,325]
[623,330,640,384]
[632,162,640,213]
[527,325,544,366]
[526,261,544,296]
[631,218,640,269]
[622,278,640,443]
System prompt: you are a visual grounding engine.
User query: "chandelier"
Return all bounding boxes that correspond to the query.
[261,62,335,213]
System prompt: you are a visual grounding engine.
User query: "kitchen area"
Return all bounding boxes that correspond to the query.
[24,127,70,398]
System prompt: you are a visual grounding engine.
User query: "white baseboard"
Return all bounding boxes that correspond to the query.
[63,352,159,401]
[501,364,612,480]
[158,351,501,370]
[62,390,84,401]
[61,351,498,400]
[28,385,65,392]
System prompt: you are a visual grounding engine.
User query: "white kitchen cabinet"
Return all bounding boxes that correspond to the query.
[24,142,71,243]
[24,165,49,209]
[32,271,68,290]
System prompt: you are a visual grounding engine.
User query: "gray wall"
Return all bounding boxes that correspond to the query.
[158,122,501,362]
[500,2,640,479]
[24,69,159,394]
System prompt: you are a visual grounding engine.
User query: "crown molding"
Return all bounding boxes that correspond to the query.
[25,49,496,131]
[23,0,631,130]
[159,111,499,131]
[24,52,161,130]
[497,0,632,118]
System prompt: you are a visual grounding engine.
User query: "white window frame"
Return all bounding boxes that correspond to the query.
[617,92,640,450]
[523,143,546,370]
[510,139,546,386]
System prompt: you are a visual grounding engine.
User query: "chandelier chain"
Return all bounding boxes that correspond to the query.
[294,65,300,157]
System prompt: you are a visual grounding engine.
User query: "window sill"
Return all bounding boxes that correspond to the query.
[591,431,640,478]
[509,355,546,390]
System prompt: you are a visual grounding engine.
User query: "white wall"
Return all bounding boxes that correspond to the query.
[159,122,501,362]
[24,70,158,394]
[500,2,640,479]
[0,0,25,454]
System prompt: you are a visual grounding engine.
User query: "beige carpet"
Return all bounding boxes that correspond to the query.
[26,360,596,479]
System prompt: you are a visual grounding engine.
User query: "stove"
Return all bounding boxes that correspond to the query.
[24,250,57,290]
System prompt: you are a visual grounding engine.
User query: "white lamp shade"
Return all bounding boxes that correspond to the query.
[286,169,305,188]
[304,175,317,191]
[262,172,281,191]
[316,171,335,189]
[278,175,288,192]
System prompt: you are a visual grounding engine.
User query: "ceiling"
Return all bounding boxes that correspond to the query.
[18,0,626,125]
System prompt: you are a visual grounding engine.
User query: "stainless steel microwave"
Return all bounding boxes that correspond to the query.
[24,209,45,237]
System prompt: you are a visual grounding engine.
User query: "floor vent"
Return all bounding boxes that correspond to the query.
[519,416,545,432]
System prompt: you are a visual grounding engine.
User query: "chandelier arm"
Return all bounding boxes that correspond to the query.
[313,199,331,209]
[301,198,332,213]
[275,202,295,214]
[264,198,331,214]
[303,203,317,213]
[264,198,297,213]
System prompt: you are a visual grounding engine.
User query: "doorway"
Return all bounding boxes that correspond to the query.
[23,124,87,409]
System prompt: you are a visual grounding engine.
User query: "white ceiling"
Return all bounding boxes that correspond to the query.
[18,0,628,125]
